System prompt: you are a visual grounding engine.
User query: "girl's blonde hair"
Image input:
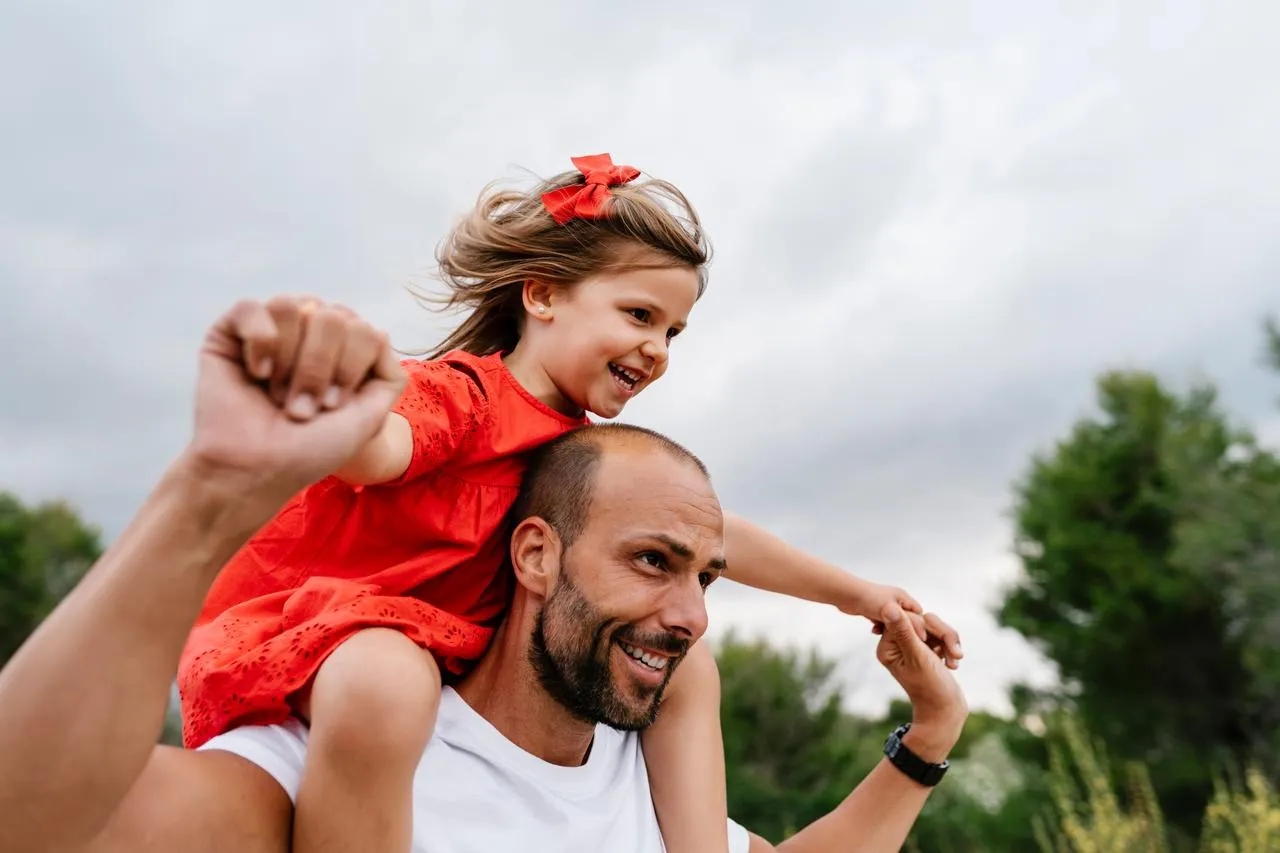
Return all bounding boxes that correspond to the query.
[417,161,711,359]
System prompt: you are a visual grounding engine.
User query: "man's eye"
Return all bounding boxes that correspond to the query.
[627,308,651,322]
[698,572,715,589]
[639,552,665,569]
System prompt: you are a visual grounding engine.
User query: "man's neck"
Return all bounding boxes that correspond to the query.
[453,614,597,767]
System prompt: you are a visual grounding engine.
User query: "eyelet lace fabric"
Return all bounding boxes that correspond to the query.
[177,352,587,748]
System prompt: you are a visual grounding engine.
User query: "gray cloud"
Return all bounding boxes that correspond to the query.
[2,1,1278,715]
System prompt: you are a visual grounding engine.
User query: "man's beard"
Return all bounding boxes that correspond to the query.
[528,568,690,731]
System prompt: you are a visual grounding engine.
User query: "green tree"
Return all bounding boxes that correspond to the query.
[1263,316,1280,374]
[718,631,878,842]
[0,492,192,746]
[1168,429,1280,776]
[903,706,1052,853]
[996,368,1276,834]
[1167,320,1280,777]
[717,634,1051,851]
[0,492,102,667]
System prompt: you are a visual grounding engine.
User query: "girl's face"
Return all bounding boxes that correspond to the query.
[532,264,700,419]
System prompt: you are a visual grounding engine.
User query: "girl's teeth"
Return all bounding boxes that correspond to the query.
[610,364,637,387]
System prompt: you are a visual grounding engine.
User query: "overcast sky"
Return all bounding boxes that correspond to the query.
[3,2,1278,716]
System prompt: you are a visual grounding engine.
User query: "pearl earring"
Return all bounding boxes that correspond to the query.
[536,305,547,314]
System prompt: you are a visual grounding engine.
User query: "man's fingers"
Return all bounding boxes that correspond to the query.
[369,331,405,385]
[923,612,963,668]
[284,307,349,420]
[345,354,406,439]
[264,296,306,402]
[327,320,387,410]
[209,300,279,378]
[880,603,962,669]
[881,603,917,642]
[906,611,929,643]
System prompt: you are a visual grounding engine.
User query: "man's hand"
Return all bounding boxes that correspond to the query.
[760,601,970,852]
[874,602,968,760]
[841,581,964,670]
[188,295,406,501]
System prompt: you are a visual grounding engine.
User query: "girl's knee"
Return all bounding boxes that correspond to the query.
[307,629,442,755]
[666,640,720,708]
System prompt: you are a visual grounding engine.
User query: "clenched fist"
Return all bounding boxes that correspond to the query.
[187,295,405,498]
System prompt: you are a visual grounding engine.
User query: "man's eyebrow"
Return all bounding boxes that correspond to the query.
[647,533,727,572]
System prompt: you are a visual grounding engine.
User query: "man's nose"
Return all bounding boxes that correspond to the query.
[658,573,709,642]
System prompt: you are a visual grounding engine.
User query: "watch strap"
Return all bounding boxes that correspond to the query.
[883,723,949,787]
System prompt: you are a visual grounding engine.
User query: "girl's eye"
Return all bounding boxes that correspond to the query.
[627,308,651,322]
[667,327,681,340]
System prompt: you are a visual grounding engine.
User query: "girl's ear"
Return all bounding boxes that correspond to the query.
[510,516,562,598]
[522,280,556,321]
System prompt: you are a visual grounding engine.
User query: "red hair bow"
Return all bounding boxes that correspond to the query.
[541,154,641,224]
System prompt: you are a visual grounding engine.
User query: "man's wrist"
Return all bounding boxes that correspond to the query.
[900,717,964,763]
[166,451,294,544]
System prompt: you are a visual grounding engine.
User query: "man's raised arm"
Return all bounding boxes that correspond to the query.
[0,296,404,853]
[744,604,969,853]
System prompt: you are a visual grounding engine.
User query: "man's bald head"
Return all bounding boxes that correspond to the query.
[510,424,710,549]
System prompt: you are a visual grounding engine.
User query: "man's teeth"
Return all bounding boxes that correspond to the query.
[619,641,668,671]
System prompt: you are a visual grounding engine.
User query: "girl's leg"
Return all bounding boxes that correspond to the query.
[641,640,731,853]
[293,628,442,853]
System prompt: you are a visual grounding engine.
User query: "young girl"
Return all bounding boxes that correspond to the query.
[178,153,962,853]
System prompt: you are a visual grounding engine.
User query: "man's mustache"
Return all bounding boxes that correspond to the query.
[612,626,690,657]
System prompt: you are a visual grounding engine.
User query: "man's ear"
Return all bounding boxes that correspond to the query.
[510,516,562,598]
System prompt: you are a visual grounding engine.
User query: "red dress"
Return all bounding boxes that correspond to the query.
[177,350,587,748]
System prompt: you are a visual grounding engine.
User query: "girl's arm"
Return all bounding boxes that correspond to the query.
[331,358,488,487]
[642,642,729,853]
[723,511,871,610]
[332,411,414,485]
[722,512,963,665]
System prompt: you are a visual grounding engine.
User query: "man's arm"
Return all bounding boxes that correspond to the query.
[0,463,280,852]
[739,604,968,853]
[0,296,403,853]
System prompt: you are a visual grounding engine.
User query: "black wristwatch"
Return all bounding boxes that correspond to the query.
[883,723,949,786]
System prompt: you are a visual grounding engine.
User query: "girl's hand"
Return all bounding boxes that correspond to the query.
[840,581,964,670]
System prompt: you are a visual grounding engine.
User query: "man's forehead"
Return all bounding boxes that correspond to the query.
[587,448,722,537]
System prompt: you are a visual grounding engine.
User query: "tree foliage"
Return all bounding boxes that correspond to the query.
[0,492,102,668]
[716,632,1050,851]
[718,631,879,841]
[998,345,1280,831]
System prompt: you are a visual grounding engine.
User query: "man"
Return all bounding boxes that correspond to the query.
[0,296,968,852]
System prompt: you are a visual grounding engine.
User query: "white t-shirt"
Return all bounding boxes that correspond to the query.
[200,687,752,853]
